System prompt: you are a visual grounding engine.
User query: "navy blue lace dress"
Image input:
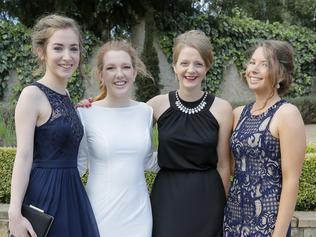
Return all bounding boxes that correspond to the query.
[23,82,100,237]
[223,100,291,237]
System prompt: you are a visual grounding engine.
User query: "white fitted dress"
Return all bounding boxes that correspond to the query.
[77,102,158,237]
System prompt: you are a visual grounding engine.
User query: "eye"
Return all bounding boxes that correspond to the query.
[106,66,114,70]
[195,62,204,67]
[123,65,132,69]
[53,46,63,51]
[248,60,255,65]
[180,62,188,66]
[261,62,268,68]
[70,47,79,52]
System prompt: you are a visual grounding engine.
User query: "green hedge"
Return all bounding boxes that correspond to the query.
[0,147,15,203]
[1,145,316,211]
[287,96,316,124]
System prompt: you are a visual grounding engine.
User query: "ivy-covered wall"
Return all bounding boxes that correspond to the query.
[1,11,316,104]
[0,20,100,104]
[158,12,316,97]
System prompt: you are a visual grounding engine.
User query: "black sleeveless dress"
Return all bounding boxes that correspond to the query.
[23,82,100,237]
[150,91,225,237]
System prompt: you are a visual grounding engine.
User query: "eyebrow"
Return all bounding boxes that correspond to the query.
[52,43,79,46]
[250,58,268,62]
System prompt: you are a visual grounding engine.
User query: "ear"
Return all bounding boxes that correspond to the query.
[36,48,45,61]
[98,70,104,83]
[172,64,177,74]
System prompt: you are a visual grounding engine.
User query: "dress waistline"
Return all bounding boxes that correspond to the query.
[32,160,77,168]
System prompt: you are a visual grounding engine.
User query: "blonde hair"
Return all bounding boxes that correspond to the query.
[172,30,213,70]
[31,14,83,71]
[94,40,152,101]
[247,40,294,95]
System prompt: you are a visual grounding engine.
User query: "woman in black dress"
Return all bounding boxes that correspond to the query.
[148,30,232,237]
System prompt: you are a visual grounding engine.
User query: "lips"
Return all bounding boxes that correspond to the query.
[59,64,73,70]
[113,81,127,86]
[248,76,262,83]
[184,75,197,80]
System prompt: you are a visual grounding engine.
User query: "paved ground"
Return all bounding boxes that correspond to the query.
[305,124,316,143]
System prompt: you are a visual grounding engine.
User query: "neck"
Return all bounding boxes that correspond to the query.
[101,95,132,108]
[252,90,281,113]
[178,86,203,102]
[40,74,68,94]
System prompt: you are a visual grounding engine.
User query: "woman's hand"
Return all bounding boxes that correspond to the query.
[9,212,37,237]
[76,98,94,108]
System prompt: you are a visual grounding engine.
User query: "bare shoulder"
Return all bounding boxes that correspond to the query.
[212,96,233,114]
[233,105,245,118]
[211,97,233,126]
[276,102,303,124]
[147,93,170,121]
[17,85,45,105]
[147,94,168,107]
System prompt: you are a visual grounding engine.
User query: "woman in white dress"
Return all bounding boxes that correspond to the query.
[77,40,158,237]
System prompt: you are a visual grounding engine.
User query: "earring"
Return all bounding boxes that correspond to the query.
[276,80,281,89]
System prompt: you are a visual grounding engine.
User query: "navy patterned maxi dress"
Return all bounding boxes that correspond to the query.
[223,100,291,237]
[23,82,100,237]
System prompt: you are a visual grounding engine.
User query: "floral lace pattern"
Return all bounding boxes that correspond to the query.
[224,100,288,237]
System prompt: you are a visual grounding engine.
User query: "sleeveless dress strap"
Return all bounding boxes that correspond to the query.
[264,99,287,127]
[204,92,215,111]
[32,82,56,110]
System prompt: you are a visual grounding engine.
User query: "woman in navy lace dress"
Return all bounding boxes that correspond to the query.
[224,40,306,237]
[8,14,99,237]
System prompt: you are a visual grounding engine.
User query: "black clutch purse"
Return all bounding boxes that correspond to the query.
[21,204,54,237]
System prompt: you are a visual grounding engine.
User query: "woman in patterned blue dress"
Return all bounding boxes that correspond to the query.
[8,14,100,237]
[224,40,306,237]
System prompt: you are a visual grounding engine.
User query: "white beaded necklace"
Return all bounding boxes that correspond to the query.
[175,90,208,114]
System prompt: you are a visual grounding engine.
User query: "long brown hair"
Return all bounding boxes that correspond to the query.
[31,14,83,72]
[247,40,294,95]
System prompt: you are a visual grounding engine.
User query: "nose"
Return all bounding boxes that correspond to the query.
[248,63,260,74]
[187,63,195,73]
[62,49,71,60]
[116,68,124,78]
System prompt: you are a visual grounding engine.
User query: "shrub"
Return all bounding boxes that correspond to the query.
[296,154,316,211]
[0,147,15,203]
[287,96,316,124]
[0,105,16,147]
[306,142,316,154]
[0,147,159,203]
[1,147,315,211]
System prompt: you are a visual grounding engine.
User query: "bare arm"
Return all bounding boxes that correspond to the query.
[146,94,169,125]
[272,104,306,237]
[211,97,233,196]
[8,87,42,237]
